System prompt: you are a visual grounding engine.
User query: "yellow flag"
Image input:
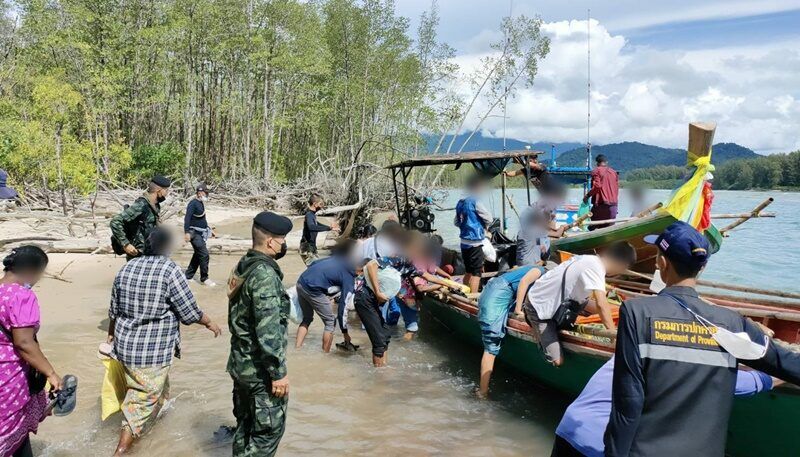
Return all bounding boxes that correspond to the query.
[661,155,715,227]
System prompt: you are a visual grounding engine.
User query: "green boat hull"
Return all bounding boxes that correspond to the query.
[423,296,800,457]
[552,213,724,262]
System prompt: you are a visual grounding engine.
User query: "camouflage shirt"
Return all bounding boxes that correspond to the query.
[226,250,289,389]
[109,195,161,253]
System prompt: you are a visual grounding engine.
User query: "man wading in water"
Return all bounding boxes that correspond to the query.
[227,212,292,456]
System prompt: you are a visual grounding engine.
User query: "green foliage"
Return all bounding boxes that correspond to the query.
[131,143,185,183]
[627,151,800,190]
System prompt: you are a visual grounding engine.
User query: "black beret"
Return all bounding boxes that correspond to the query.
[253,211,293,236]
[151,175,172,188]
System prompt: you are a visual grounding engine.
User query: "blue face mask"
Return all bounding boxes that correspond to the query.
[22,283,32,289]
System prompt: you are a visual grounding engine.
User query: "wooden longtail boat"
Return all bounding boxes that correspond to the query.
[389,123,798,456]
[421,288,800,457]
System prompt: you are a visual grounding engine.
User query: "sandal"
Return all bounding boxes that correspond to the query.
[49,374,78,417]
[336,341,360,352]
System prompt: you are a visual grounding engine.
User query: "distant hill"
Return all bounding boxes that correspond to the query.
[556,141,759,175]
[425,131,581,156]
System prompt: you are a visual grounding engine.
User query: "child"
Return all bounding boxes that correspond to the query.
[300,193,339,266]
[398,233,451,340]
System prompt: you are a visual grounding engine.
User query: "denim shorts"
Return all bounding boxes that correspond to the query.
[478,276,515,355]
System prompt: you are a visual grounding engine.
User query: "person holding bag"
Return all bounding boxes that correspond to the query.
[522,242,636,366]
[0,246,62,457]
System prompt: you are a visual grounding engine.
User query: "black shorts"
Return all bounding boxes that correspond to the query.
[550,435,584,457]
[461,244,485,275]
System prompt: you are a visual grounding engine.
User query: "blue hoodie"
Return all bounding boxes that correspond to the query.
[0,170,19,200]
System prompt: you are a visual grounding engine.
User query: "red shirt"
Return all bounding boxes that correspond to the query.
[589,165,619,205]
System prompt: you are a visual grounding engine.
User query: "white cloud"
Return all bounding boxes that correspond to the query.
[448,19,800,154]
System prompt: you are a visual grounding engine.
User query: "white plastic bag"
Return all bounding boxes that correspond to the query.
[481,238,497,263]
[368,267,402,298]
[286,286,304,324]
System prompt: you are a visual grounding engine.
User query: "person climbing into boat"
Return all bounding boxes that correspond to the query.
[294,239,358,353]
[552,356,777,457]
[454,174,493,293]
[523,242,636,366]
[604,221,800,457]
[300,193,339,266]
[477,264,546,398]
[583,154,618,231]
[504,156,551,189]
[397,232,451,340]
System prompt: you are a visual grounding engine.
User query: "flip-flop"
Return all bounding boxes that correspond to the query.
[49,374,78,417]
[336,341,360,352]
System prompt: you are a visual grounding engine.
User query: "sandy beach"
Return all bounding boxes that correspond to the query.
[24,209,560,456]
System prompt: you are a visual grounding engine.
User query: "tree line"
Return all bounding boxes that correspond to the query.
[625,150,800,190]
[0,0,551,216]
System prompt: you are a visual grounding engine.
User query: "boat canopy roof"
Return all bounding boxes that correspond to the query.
[386,149,542,170]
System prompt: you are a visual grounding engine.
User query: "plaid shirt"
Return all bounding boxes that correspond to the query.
[109,255,203,367]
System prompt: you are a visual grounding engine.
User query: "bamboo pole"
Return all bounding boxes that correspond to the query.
[624,268,800,301]
[504,193,520,219]
[635,201,663,218]
[560,212,592,236]
[720,197,774,235]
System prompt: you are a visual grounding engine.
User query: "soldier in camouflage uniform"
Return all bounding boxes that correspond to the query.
[227,211,293,457]
[109,175,171,259]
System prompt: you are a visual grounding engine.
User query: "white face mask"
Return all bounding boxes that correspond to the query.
[200,195,209,202]
[711,328,769,360]
[649,269,666,293]
[666,294,770,360]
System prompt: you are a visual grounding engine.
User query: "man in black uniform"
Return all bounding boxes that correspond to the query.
[604,221,800,457]
[185,182,216,286]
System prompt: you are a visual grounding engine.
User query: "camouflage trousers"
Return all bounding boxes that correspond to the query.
[231,377,288,457]
[299,241,319,266]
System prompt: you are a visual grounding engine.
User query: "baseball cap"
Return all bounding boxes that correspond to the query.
[196,182,210,193]
[643,221,710,270]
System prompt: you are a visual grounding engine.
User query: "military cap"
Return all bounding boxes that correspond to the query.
[253,211,293,236]
[151,175,172,188]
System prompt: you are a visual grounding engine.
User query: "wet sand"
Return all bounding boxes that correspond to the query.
[31,247,570,456]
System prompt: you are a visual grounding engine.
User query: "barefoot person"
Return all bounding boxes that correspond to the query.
[110,175,170,260]
[227,212,292,457]
[477,265,545,397]
[0,246,63,457]
[523,242,636,367]
[295,240,358,352]
[108,228,222,455]
[184,183,216,286]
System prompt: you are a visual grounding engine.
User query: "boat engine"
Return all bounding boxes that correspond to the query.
[401,196,436,233]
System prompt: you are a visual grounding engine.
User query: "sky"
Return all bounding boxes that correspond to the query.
[396,0,800,154]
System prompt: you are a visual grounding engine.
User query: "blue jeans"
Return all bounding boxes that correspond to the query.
[382,297,418,332]
[478,276,514,356]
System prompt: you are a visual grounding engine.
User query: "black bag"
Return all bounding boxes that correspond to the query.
[0,323,47,394]
[550,260,589,330]
[110,198,153,255]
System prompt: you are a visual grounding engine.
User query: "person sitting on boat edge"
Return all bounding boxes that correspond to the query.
[552,356,777,457]
[523,242,636,367]
[477,265,546,398]
[454,174,493,294]
[295,239,358,353]
[604,221,800,457]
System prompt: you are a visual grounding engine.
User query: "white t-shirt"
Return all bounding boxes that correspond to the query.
[360,234,398,261]
[527,255,606,320]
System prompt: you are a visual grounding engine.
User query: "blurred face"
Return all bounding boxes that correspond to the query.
[197,191,208,200]
[19,268,46,287]
[604,257,630,277]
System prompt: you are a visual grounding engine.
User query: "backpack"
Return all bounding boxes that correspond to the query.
[110,197,154,255]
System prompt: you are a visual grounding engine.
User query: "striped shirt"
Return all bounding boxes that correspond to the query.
[109,255,203,367]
